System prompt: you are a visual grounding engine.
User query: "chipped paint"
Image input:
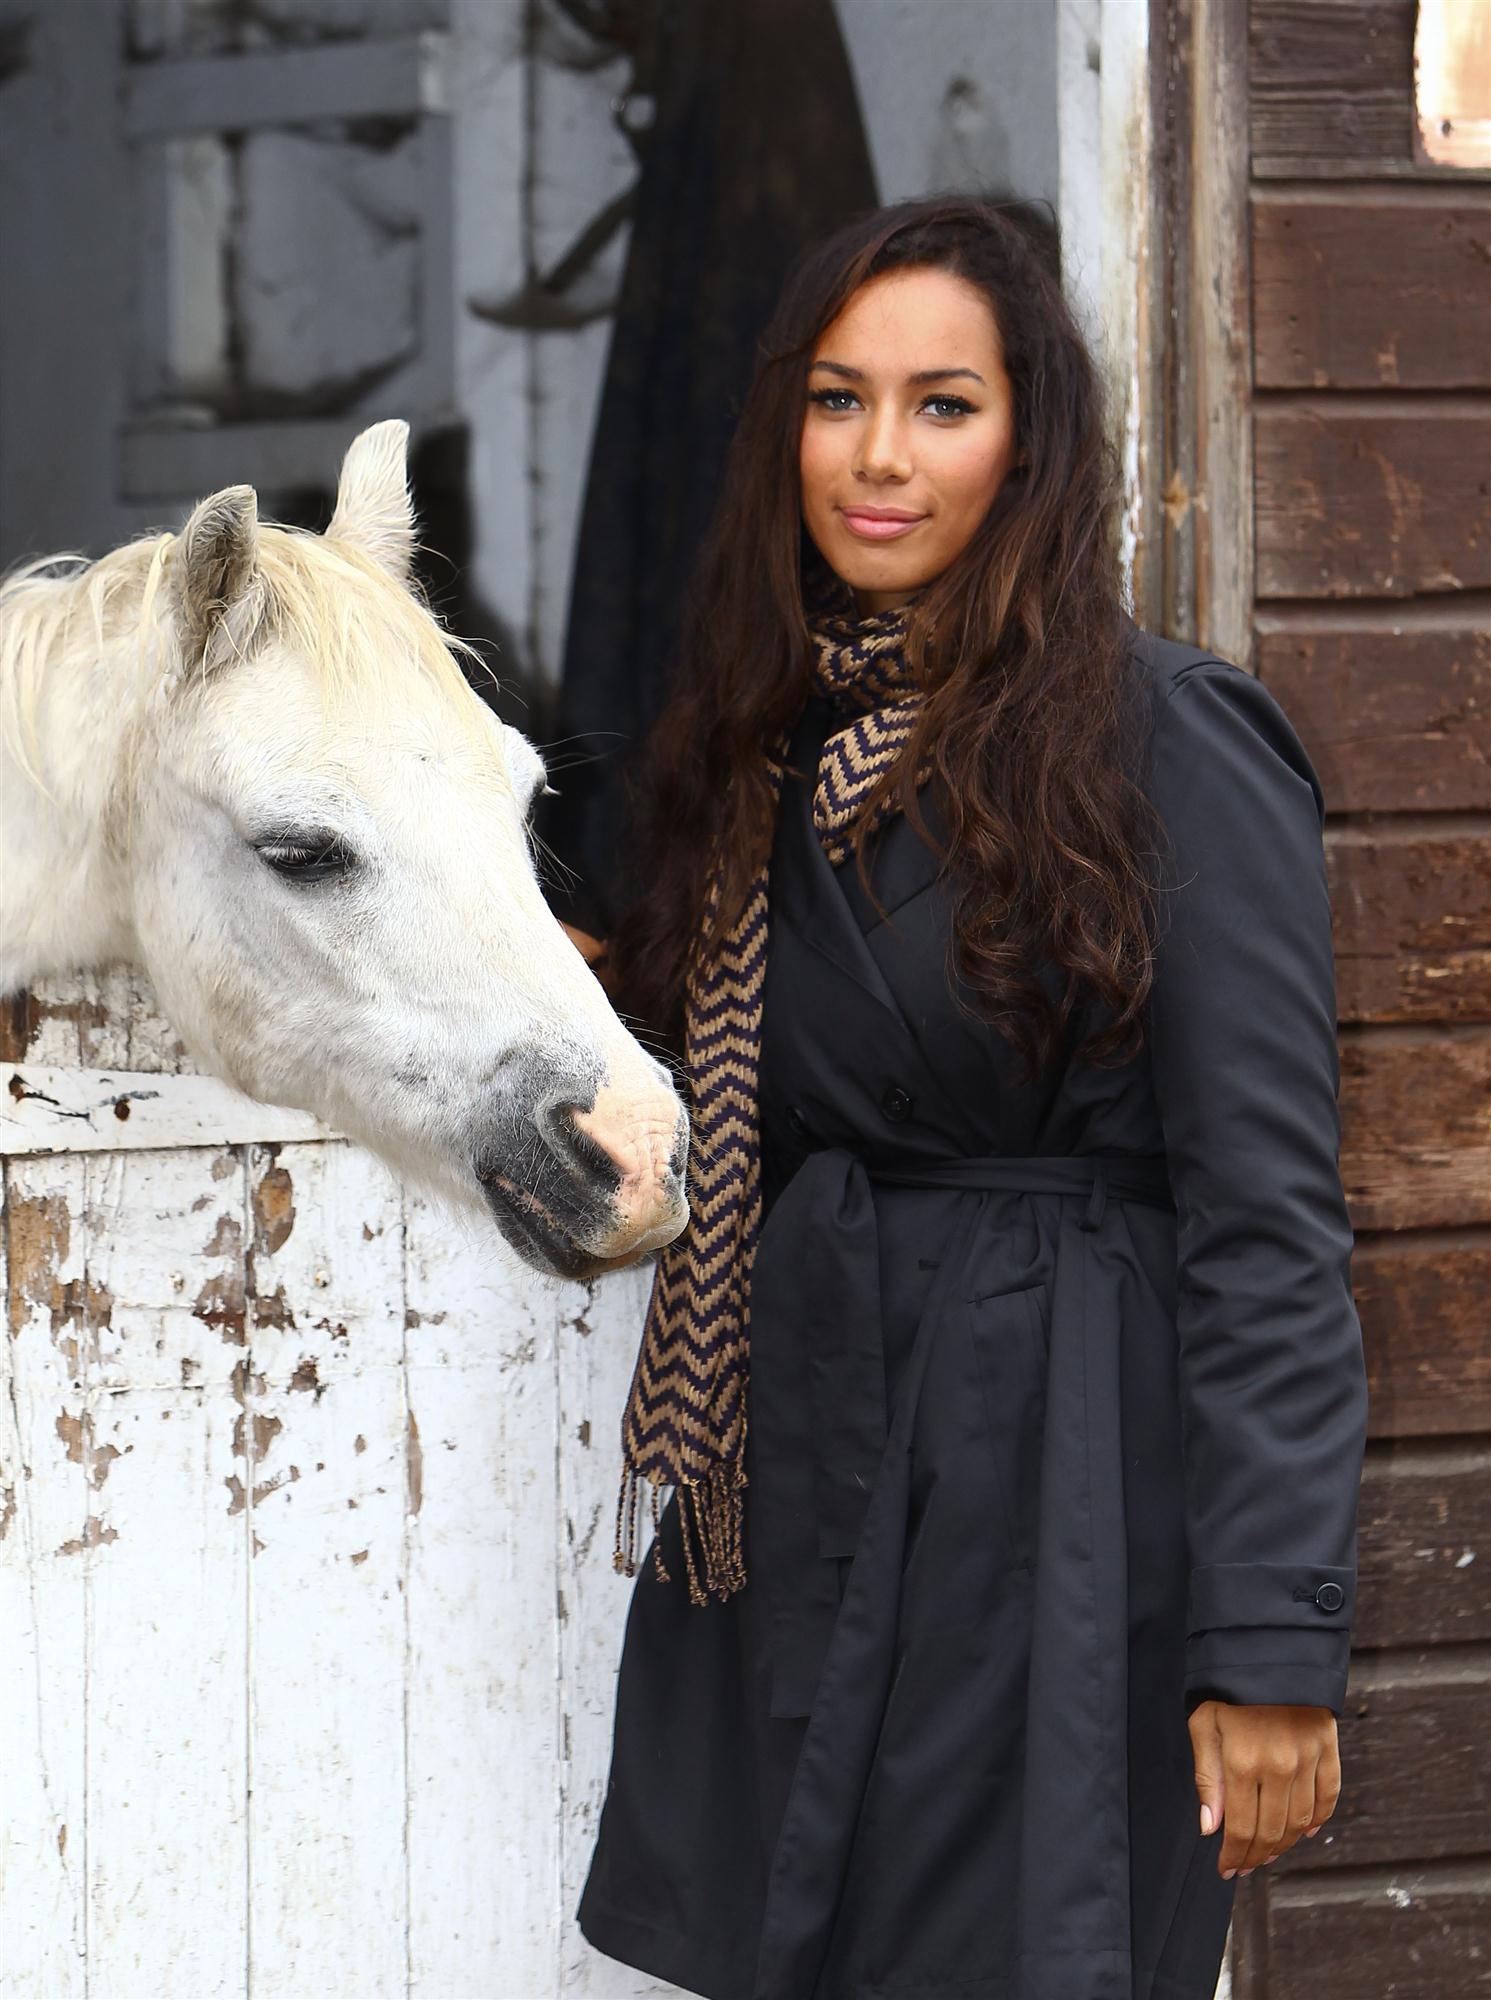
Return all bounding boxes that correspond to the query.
[252,1284,296,1331]
[6,1189,71,1337]
[252,1160,297,1254]
[406,1405,423,1518]
[57,1515,119,1555]
[193,1267,246,1344]
[289,1356,323,1397]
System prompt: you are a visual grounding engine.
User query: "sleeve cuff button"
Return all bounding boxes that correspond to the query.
[1314,1581,1345,1613]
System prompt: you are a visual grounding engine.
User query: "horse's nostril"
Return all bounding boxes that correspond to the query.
[544,1101,622,1192]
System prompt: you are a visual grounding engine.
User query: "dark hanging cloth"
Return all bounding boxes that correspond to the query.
[537,0,879,938]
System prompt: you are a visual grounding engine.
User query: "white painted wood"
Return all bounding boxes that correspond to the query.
[241,1140,411,1999]
[1,1064,334,1158]
[403,1186,563,1996]
[122,32,453,139]
[557,1264,684,1997]
[82,1146,250,1998]
[0,1151,90,2000]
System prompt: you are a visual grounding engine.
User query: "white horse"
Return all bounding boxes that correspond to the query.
[0,420,688,1279]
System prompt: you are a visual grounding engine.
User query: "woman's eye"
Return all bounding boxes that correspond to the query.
[254,834,356,885]
[807,388,860,413]
[923,395,975,419]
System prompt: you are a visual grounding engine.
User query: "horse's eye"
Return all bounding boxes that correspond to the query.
[255,834,355,884]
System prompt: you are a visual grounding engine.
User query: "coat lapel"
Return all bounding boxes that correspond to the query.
[774,702,945,1022]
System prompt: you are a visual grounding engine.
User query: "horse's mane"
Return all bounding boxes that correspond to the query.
[0,520,491,791]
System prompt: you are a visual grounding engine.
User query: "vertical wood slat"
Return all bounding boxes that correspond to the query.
[82,1146,250,1998]
[0,1154,90,2000]
[556,1261,681,1996]
[242,1140,410,1999]
[402,1187,563,1997]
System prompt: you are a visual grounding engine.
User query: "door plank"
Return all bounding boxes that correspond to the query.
[1255,404,1491,599]
[1258,616,1491,815]
[1253,191,1491,389]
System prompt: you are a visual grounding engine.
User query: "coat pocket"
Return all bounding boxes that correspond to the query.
[966,1281,1050,1574]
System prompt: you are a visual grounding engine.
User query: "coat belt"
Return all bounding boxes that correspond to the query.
[748,1147,1174,1721]
[749,1146,1164,1997]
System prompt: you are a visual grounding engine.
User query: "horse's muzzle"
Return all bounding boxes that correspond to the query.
[473,1057,689,1279]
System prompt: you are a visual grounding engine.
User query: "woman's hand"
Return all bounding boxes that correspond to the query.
[1188,1700,1341,1879]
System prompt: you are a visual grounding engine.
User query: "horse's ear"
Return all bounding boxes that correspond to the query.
[175,484,262,671]
[327,419,415,583]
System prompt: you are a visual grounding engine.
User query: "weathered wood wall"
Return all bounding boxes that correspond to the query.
[1228,0,1491,1987]
[0,972,668,1997]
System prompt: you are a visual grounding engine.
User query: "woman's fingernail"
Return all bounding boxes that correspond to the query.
[1306,1826,1321,1838]
[1222,1869,1236,1881]
[1200,1805,1216,1836]
[1239,1868,1255,1878]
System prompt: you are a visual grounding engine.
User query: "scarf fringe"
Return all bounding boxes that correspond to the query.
[613,1457,749,1607]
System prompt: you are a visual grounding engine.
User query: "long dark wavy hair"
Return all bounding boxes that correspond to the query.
[607,194,1165,1080]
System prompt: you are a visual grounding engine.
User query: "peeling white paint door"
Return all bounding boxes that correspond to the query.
[0,970,680,1999]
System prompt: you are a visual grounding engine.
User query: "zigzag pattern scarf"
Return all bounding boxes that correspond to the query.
[615,599,929,1603]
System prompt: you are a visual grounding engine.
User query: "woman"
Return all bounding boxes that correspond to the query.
[564,197,1368,2000]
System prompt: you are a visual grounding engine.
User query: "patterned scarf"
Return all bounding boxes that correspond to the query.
[614,597,931,1604]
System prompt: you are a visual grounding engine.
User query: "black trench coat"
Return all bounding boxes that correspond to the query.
[577,631,1369,2000]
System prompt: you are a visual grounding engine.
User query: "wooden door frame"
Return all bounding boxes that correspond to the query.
[1145,0,1255,669]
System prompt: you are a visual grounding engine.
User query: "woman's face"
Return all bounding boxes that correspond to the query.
[799,265,1018,614]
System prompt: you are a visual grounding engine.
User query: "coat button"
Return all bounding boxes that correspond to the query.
[1314,1581,1345,1613]
[785,1104,811,1139]
[880,1084,914,1123]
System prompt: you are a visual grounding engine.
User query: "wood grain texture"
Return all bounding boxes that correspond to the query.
[1328,825,1491,1023]
[401,1184,562,1997]
[1283,1657,1491,1869]
[1258,614,1491,814]
[1252,190,1491,390]
[0,1152,89,1999]
[1338,1027,1491,1229]
[1355,1444,1491,1649]
[1254,402,1491,599]
[1249,0,1491,180]
[80,1147,250,1997]
[1353,1234,1491,1437]
[0,979,691,1996]
[1236,1864,1491,1999]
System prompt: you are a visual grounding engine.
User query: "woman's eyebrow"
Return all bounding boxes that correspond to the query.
[808,359,987,387]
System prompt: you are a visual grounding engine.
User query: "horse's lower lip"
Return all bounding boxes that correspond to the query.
[476,1166,600,1279]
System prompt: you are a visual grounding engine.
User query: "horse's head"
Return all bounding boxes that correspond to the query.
[124,421,688,1279]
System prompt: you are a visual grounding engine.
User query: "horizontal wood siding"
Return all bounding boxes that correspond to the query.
[1252,190,1491,389]
[1237,1866,1491,1998]
[1254,614,1491,813]
[1352,1236,1491,1437]
[1250,0,1491,181]
[1239,0,1491,1988]
[1301,1661,1491,1869]
[1254,402,1491,598]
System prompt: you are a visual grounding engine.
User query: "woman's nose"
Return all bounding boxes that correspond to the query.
[855,409,912,484]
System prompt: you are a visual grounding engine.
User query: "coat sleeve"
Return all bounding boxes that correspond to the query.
[1144,658,1369,1716]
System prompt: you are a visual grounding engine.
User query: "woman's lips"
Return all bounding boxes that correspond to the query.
[838,507,928,542]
